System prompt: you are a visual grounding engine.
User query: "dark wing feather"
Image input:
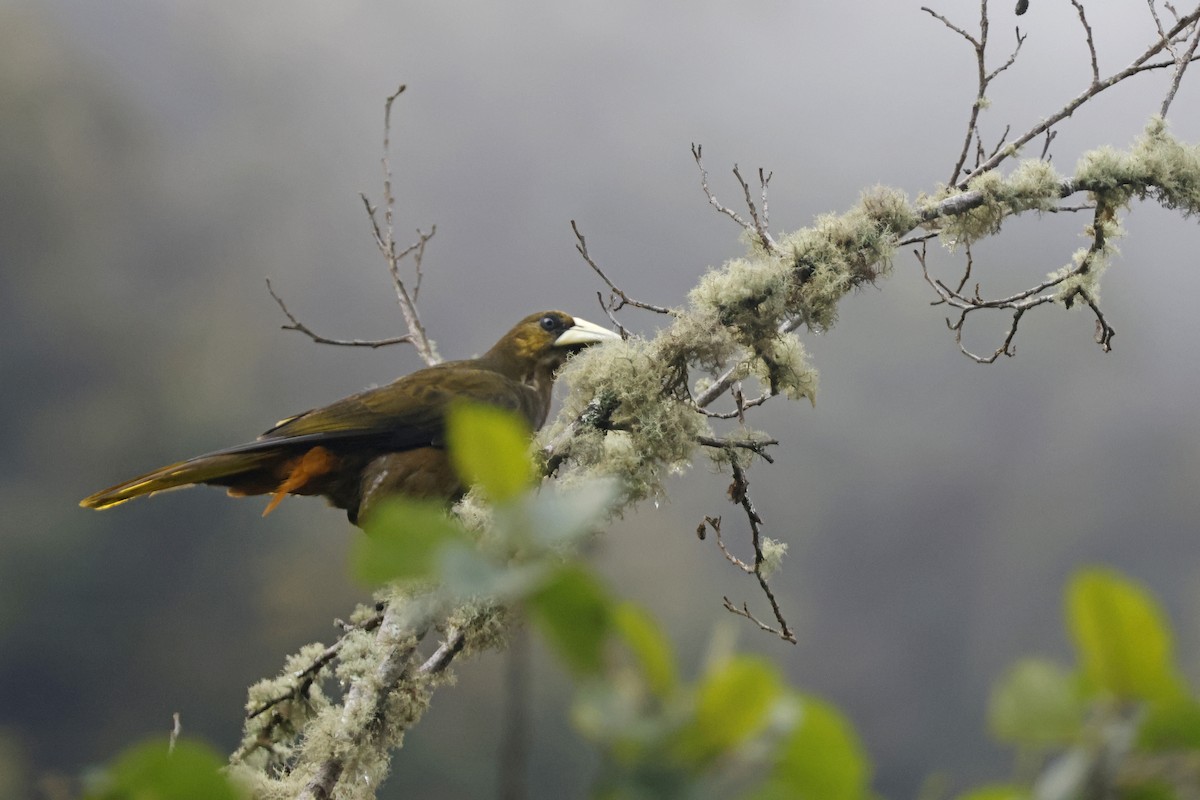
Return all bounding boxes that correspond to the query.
[80,362,542,511]
[259,362,538,449]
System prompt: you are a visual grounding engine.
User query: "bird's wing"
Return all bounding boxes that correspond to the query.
[259,363,538,450]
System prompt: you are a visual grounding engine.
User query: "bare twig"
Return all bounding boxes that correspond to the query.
[265,84,440,363]
[722,597,792,639]
[958,7,1200,187]
[1161,18,1200,115]
[571,221,673,319]
[1068,0,1100,85]
[691,391,772,420]
[696,434,779,465]
[1039,128,1058,161]
[704,462,796,643]
[704,516,754,573]
[924,2,1028,185]
[916,198,1117,362]
[691,144,780,254]
[266,279,415,349]
[168,712,181,755]
[417,626,467,675]
[359,83,441,366]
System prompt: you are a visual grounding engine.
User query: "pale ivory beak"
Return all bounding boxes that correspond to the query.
[554,316,622,347]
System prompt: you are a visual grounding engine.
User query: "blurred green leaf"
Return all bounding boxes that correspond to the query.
[522,478,619,549]
[677,656,782,766]
[613,601,677,698]
[1066,567,1186,703]
[446,402,534,502]
[354,498,468,585]
[953,784,1029,800]
[85,739,243,800]
[989,658,1084,747]
[529,565,614,675]
[748,693,870,800]
[1117,782,1182,800]
[1138,698,1200,751]
[437,543,547,599]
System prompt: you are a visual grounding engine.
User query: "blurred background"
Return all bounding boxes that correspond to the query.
[3,1,1199,797]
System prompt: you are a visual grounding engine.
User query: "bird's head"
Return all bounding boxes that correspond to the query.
[485,311,620,380]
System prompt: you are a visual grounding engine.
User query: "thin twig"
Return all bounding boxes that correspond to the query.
[266,279,415,349]
[417,627,467,674]
[959,7,1200,187]
[691,144,780,254]
[1161,18,1200,115]
[916,197,1117,362]
[359,83,441,366]
[571,221,672,317]
[925,1,1032,185]
[714,461,796,643]
[704,516,754,573]
[696,434,779,465]
[1068,0,1101,85]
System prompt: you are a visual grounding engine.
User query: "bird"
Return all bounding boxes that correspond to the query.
[80,311,619,525]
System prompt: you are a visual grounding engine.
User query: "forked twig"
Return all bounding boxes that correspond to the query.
[266,84,441,364]
[266,279,415,349]
[691,144,779,254]
[571,221,673,324]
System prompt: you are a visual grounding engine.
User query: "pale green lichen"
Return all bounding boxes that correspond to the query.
[445,600,510,658]
[546,188,915,498]
[777,186,914,330]
[1076,117,1200,215]
[749,331,818,405]
[759,537,789,578]
[232,641,334,772]
[545,336,709,500]
[1047,205,1123,305]
[933,158,1065,247]
[689,256,794,347]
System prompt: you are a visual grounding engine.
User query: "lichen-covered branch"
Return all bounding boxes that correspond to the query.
[228,7,1200,798]
[228,592,504,800]
[545,118,1200,636]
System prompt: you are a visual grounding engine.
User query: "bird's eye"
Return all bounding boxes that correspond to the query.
[540,315,558,332]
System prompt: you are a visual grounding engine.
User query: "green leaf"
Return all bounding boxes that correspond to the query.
[354,498,468,585]
[677,656,783,766]
[1066,567,1186,703]
[1138,698,1200,751]
[437,543,547,599]
[748,693,870,800]
[953,785,1030,800]
[522,478,619,549]
[446,401,534,502]
[529,565,614,675]
[86,739,243,800]
[989,658,1084,746]
[613,601,677,697]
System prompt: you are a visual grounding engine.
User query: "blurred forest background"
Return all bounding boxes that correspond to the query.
[2,1,1199,797]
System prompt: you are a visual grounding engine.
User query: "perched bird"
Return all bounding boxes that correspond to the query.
[80,311,618,524]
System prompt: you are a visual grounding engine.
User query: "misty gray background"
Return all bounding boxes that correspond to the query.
[3,1,1199,797]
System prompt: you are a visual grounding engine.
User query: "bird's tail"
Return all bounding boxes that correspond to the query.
[79,445,289,510]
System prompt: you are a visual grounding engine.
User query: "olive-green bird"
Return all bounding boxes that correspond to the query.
[80,311,618,524]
